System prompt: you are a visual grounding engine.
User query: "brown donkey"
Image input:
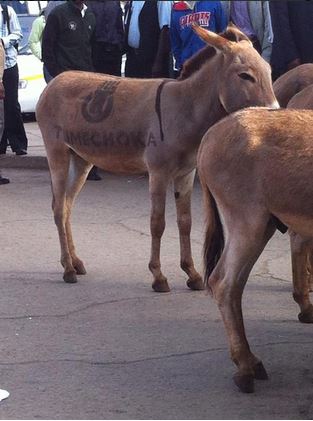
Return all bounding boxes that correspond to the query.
[273,63,313,107]
[286,85,313,293]
[198,108,313,393]
[36,25,278,291]
[287,83,313,109]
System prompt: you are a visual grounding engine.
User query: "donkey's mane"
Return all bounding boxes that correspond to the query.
[178,27,248,81]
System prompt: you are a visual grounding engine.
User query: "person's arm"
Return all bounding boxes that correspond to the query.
[1,6,22,49]
[0,41,5,99]
[28,17,44,61]
[170,13,183,72]
[42,13,60,77]
[260,1,273,63]
[215,2,228,33]
[152,1,172,77]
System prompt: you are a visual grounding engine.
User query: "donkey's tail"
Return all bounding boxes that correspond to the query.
[202,184,225,289]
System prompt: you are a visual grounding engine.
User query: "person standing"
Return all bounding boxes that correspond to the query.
[87,0,124,77]
[124,0,172,78]
[170,1,227,74]
[0,40,9,184]
[0,2,28,156]
[42,0,95,78]
[221,1,273,63]
[270,0,313,80]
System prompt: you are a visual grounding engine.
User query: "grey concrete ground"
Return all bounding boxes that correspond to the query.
[0,122,313,419]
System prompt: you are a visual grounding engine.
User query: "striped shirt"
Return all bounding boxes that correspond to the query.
[0,5,23,69]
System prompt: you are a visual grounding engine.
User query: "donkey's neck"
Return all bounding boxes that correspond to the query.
[169,55,227,148]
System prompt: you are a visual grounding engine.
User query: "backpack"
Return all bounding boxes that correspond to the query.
[2,4,19,51]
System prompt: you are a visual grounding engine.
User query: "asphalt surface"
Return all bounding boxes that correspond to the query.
[0,165,313,419]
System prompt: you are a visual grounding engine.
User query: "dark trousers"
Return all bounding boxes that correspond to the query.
[125,48,154,78]
[92,42,122,77]
[0,64,28,153]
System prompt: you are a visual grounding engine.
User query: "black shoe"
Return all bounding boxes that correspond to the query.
[87,172,102,181]
[0,177,10,185]
[15,149,27,155]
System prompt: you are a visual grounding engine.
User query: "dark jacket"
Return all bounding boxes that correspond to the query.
[270,0,313,78]
[125,1,162,63]
[42,1,96,77]
[87,0,124,49]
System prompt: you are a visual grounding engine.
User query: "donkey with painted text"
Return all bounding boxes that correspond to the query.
[36,25,278,291]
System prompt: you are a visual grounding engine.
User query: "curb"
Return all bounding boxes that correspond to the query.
[0,155,48,170]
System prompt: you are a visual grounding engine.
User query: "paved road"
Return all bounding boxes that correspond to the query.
[0,168,312,419]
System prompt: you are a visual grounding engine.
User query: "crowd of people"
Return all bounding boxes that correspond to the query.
[0,0,313,185]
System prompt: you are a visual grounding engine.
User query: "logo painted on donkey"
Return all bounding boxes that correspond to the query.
[81,80,120,123]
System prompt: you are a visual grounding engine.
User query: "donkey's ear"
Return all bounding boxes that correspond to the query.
[192,24,232,52]
[224,23,252,44]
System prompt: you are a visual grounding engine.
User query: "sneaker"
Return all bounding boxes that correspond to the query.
[0,176,10,185]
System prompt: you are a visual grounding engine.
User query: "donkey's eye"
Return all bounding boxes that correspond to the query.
[238,72,255,82]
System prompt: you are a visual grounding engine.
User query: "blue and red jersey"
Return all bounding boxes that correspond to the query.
[170,1,227,71]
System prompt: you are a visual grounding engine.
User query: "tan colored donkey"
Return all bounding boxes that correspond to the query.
[273,63,313,107]
[36,25,278,291]
[287,83,313,109]
[198,108,313,393]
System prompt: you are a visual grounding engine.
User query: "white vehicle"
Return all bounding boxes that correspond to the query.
[18,48,46,113]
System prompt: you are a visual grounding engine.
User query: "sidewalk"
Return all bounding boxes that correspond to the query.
[0,119,48,170]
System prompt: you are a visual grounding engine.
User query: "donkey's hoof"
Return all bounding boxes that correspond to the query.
[152,279,170,293]
[253,362,268,380]
[74,261,87,275]
[233,373,254,393]
[187,277,204,291]
[63,271,78,284]
[298,308,313,324]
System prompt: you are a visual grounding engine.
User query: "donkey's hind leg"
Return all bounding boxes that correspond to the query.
[174,170,204,291]
[48,145,77,283]
[290,232,313,323]
[209,213,276,393]
[65,152,93,276]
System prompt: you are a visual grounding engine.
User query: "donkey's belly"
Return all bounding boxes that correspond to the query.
[64,127,148,174]
[276,213,313,238]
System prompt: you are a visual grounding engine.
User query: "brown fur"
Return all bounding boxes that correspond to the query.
[273,63,313,107]
[36,26,278,290]
[198,108,313,393]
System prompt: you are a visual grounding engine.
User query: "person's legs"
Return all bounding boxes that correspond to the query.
[0,100,9,184]
[2,64,28,154]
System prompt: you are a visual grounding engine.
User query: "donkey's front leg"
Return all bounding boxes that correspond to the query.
[290,232,313,323]
[149,173,170,292]
[174,170,203,290]
[48,148,77,283]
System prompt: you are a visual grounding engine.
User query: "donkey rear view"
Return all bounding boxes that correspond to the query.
[36,25,278,291]
[198,108,313,393]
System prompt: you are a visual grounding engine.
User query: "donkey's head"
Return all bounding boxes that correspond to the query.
[193,25,279,113]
